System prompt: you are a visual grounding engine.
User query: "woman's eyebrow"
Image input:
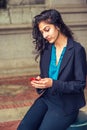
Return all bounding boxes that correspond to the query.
[42,26,49,31]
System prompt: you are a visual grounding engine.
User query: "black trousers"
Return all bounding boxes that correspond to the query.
[17,97,78,130]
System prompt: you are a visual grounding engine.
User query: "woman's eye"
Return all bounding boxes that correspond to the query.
[45,28,50,32]
[40,27,50,34]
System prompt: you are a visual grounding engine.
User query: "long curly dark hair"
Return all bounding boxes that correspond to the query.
[32,9,74,61]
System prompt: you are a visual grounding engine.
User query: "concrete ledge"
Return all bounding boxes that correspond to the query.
[0,21,87,28]
[7,4,87,13]
[51,4,87,13]
[0,24,32,30]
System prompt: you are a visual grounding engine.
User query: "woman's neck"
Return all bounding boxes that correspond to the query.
[54,33,67,49]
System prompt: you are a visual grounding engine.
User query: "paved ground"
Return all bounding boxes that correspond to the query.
[0,75,39,130]
[0,76,87,130]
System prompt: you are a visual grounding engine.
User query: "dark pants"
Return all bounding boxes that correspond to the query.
[17,98,78,130]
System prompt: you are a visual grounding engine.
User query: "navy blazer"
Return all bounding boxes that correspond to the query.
[37,38,86,114]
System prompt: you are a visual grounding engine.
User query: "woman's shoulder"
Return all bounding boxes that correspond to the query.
[70,38,85,51]
[71,39,86,56]
[73,40,82,47]
[68,38,86,55]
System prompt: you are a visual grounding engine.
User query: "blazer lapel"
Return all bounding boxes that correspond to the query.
[58,38,74,76]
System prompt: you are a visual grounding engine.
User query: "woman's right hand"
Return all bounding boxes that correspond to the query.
[30,76,41,87]
[30,76,53,89]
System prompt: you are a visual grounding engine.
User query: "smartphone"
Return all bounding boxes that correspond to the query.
[29,77,39,81]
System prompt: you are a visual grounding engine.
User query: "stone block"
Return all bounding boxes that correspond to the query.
[0,30,39,77]
[0,31,33,60]
[8,0,22,5]
[9,7,32,24]
[62,13,87,24]
[8,0,45,5]
[22,7,32,24]
[31,6,45,19]
[9,7,23,24]
[46,0,86,6]
[0,10,10,24]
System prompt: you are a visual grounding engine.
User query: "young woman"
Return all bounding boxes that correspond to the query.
[17,9,86,130]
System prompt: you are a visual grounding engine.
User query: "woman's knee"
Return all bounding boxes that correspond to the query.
[17,98,48,130]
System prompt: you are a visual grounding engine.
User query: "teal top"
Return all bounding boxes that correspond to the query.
[49,44,66,80]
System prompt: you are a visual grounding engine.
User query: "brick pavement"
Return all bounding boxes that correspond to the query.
[0,75,39,130]
[0,76,87,130]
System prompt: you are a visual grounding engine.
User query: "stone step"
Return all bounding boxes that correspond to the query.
[0,20,87,30]
[0,4,87,25]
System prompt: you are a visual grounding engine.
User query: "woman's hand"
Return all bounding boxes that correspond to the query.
[30,76,53,89]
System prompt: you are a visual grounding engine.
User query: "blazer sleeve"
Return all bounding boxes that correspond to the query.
[51,46,86,94]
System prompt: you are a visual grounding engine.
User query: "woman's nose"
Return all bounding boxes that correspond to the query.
[43,32,48,39]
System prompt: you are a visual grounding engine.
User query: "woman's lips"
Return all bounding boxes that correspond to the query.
[46,38,51,41]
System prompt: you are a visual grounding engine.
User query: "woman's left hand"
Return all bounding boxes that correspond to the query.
[31,78,53,89]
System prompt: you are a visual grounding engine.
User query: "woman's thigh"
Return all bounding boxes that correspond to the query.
[17,98,48,130]
[39,109,78,130]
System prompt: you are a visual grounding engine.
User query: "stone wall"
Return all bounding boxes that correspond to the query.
[0,0,87,78]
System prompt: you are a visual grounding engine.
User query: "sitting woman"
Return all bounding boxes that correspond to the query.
[17,9,86,130]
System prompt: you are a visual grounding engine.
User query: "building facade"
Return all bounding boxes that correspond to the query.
[0,0,87,77]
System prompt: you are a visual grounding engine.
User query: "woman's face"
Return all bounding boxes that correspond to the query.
[38,21,60,43]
